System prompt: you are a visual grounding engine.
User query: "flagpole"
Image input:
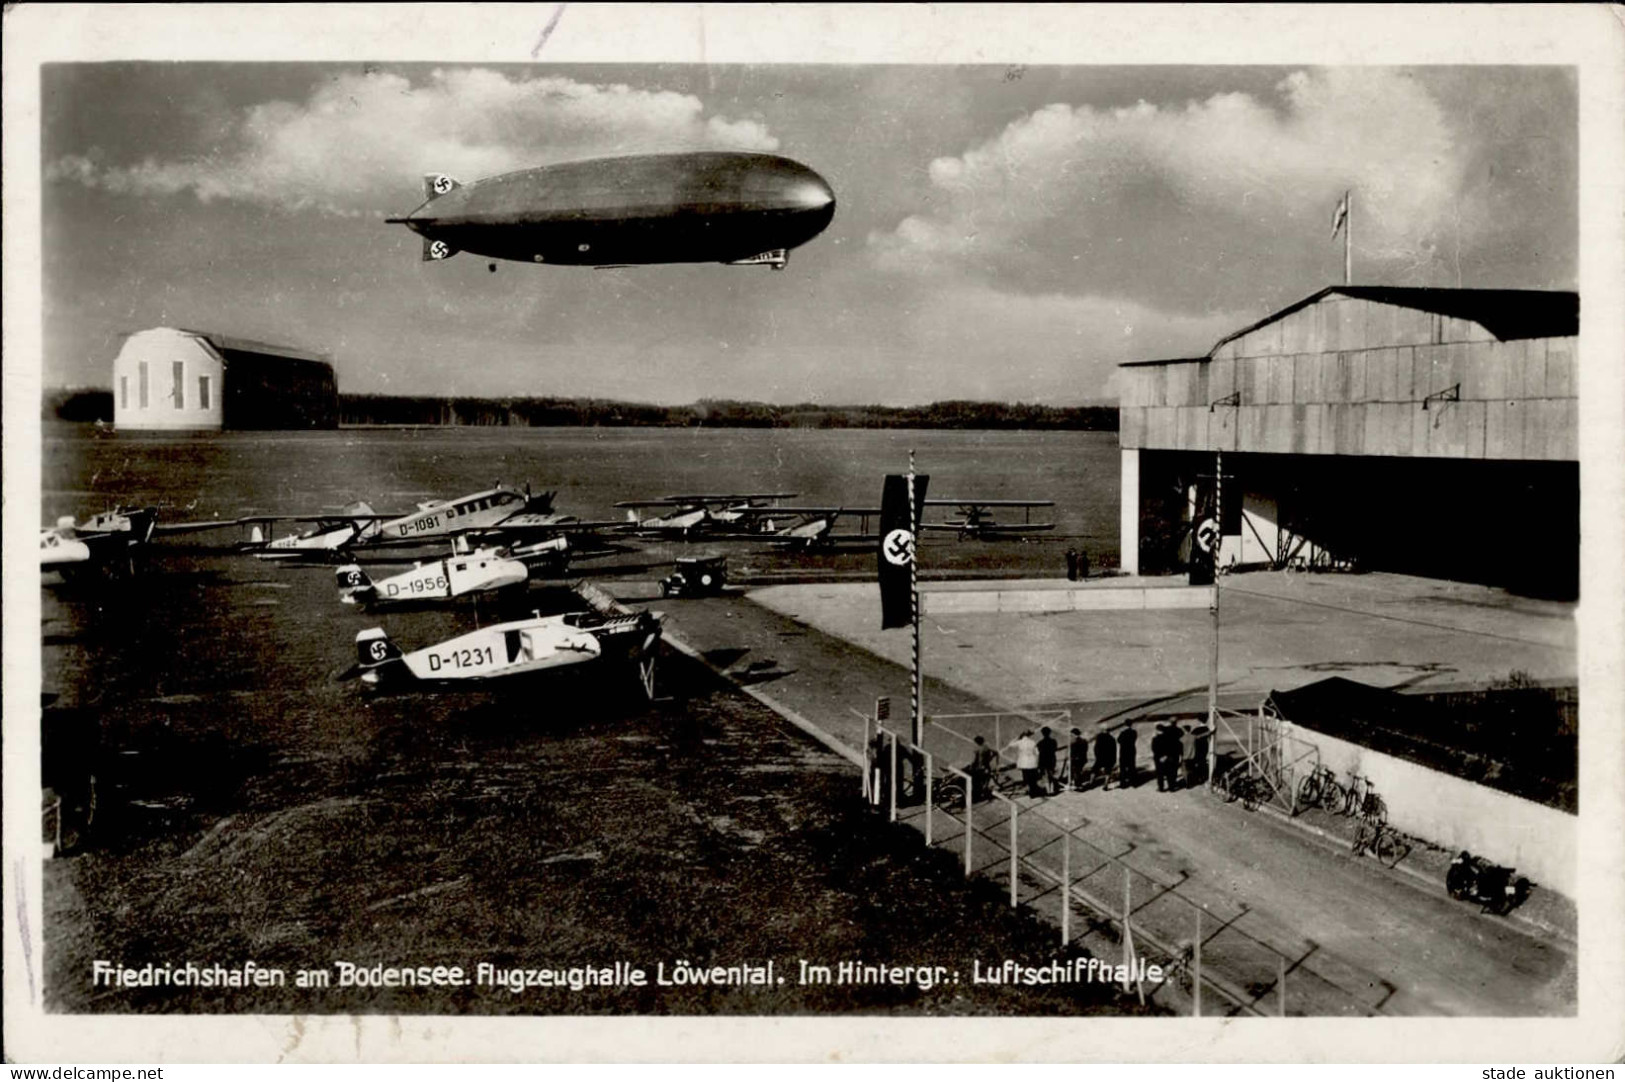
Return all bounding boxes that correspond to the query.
[908,449,923,746]
[1344,190,1353,285]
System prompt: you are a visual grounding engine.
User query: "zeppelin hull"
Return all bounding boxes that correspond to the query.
[396,152,836,267]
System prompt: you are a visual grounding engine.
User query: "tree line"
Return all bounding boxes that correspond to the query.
[337,395,1118,430]
[45,389,1118,431]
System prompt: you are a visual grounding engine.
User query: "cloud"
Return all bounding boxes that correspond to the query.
[870,69,1476,298]
[46,69,780,214]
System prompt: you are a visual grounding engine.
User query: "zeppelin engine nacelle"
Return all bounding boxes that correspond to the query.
[385,151,836,271]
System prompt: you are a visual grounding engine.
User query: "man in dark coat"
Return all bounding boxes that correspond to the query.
[1092,726,1118,790]
[1151,724,1176,792]
[1117,724,1140,789]
[1068,727,1089,791]
[1188,724,1213,787]
[1036,727,1060,795]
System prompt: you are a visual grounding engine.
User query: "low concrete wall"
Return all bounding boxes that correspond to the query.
[1286,721,1576,898]
[923,584,1210,615]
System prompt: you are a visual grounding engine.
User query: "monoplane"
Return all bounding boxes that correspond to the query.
[342,585,663,699]
[336,535,574,608]
[246,485,618,559]
[41,506,242,575]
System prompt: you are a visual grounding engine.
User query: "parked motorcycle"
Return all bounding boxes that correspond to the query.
[1446,851,1530,915]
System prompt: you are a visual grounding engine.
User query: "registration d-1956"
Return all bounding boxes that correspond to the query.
[427,645,496,672]
[385,573,450,598]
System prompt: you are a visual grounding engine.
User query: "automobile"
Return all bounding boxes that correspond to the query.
[659,556,728,598]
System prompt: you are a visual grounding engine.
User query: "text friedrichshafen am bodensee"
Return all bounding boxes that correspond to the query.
[89,957,1169,995]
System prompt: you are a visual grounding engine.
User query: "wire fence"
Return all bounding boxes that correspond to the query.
[868,714,1386,1017]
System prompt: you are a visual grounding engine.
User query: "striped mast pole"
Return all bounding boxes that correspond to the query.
[908,448,923,746]
[1206,448,1222,788]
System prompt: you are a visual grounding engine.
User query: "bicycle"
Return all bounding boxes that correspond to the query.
[1294,763,1343,814]
[1351,818,1403,864]
[1217,768,1276,812]
[1343,773,1387,827]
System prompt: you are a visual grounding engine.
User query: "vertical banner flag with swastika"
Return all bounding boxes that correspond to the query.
[878,473,929,628]
[1188,482,1217,587]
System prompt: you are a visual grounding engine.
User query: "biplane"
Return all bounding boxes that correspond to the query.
[920,499,1056,540]
[614,493,798,538]
[246,501,385,559]
[714,505,884,550]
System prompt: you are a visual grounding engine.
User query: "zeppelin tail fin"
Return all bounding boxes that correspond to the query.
[422,237,458,262]
[423,174,461,201]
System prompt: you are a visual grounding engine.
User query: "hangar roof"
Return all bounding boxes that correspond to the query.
[1120,287,1578,367]
[175,328,329,365]
[1211,286,1578,355]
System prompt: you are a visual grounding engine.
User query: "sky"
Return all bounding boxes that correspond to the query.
[40,63,1577,405]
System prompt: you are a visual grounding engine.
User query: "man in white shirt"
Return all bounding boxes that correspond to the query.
[1006,730,1042,797]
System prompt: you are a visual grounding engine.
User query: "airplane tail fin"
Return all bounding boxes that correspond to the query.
[355,628,401,667]
[336,564,374,604]
[340,628,409,686]
[423,174,461,201]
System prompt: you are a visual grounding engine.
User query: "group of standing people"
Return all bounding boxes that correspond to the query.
[984,721,1212,799]
[1151,721,1211,791]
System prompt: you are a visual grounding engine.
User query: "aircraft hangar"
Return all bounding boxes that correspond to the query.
[1117,286,1580,598]
[111,326,339,431]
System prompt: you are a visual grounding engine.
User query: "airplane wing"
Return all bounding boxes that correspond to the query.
[923,499,1056,508]
[151,518,251,536]
[724,505,884,518]
[920,522,1056,533]
[658,492,798,504]
[235,512,394,524]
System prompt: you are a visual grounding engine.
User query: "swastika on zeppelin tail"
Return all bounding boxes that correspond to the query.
[883,528,915,566]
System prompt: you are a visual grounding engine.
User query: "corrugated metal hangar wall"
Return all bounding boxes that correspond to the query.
[1118,288,1579,598]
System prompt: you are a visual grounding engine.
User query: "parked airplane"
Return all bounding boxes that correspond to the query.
[716,505,883,550]
[247,502,384,560]
[921,499,1057,540]
[343,603,663,697]
[336,534,575,608]
[387,152,835,271]
[246,485,617,559]
[616,493,798,538]
[42,506,239,574]
[336,547,528,608]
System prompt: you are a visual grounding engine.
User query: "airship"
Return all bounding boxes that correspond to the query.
[386,151,836,271]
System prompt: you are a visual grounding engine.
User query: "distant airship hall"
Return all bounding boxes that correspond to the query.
[387,151,836,271]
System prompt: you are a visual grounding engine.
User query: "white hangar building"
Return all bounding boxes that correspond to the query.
[1117,286,1579,598]
[111,327,339,431]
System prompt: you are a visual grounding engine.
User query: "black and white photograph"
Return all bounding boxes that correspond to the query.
[5,3,1623,1064]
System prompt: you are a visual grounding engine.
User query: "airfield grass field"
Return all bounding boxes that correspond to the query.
[44,643,1140,1016]
[39,425,1139,1016]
